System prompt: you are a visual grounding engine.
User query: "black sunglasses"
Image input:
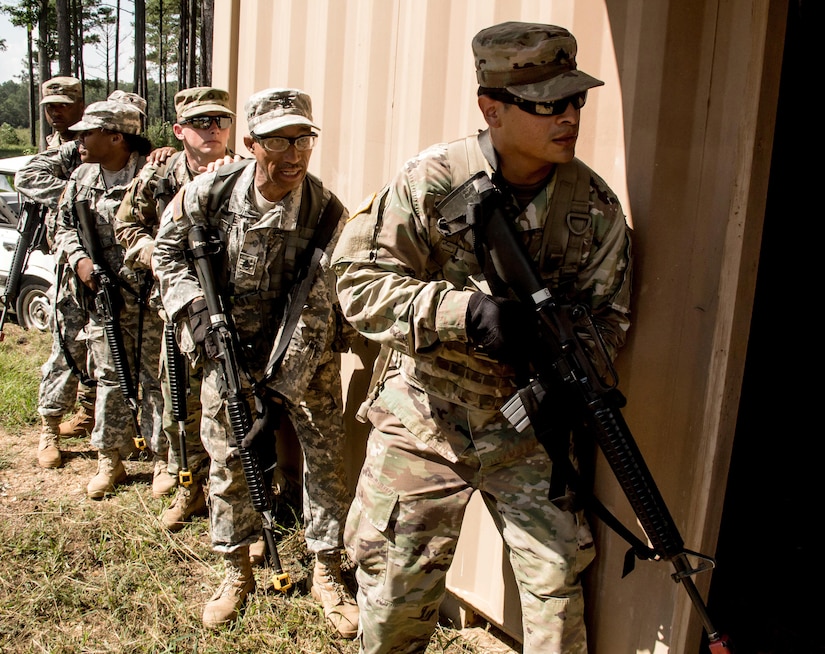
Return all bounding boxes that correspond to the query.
[180,115,233,130]
[484,89,588,116]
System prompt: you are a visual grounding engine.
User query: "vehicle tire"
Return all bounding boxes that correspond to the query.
[15,277,51,332]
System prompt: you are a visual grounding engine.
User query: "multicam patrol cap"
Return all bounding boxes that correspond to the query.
[473,22,604,103]
[40,76,83,105]
[245,88,319,137]
[175,87,235,120]
[108,90,147,115]
[68,100,143,135]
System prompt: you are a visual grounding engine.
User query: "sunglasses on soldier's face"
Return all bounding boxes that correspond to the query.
[488,90,588,116]
[180,115,233,130]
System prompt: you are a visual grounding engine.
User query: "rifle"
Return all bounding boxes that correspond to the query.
[187,222,292,592]
[164,322,192,486]
[0,201,48,341]
[75,199,147,452]
[437,172,733,654]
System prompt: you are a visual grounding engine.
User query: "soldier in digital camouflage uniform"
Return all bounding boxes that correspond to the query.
[115,86,239,518]
[152,88,359,636]
[16,89,174,471]
[332,22,633,654]
[40,76,85,150]
[53,100,164,500]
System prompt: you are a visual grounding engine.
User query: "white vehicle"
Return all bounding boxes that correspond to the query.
[0,154,55,332]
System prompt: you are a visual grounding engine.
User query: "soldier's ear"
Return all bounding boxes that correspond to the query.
[478,95,502,128]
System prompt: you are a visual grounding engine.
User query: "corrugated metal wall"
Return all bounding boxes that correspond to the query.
[213,0,630,219]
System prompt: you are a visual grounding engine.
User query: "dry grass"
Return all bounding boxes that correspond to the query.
[0,323,515,653]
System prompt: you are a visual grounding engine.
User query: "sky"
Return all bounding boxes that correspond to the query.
[0,6,135,85]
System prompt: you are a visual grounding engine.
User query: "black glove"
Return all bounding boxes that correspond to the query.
[465,292,537,366]
[187,298,217,359]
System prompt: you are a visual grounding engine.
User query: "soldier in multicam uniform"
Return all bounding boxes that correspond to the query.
[53,100,164,500]
[332,22,633,654]
[115,87,239,519]
[152,88,359,636]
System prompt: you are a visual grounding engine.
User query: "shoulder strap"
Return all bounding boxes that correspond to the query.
[206,158,255,217]
[540,158,593,293]
[261,182,345,381]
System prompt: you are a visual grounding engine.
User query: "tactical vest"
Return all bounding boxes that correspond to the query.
[359,130,596,409]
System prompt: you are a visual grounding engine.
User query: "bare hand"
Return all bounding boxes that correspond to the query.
[146,146,178,165]
[75,258,98,292]
[202,154,243,174]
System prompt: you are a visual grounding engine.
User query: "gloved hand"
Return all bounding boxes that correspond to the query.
[187,298,217,359]
[465,292,537,366]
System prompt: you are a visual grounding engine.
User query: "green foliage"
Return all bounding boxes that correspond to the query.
[0,80,31,129]
[0,123,22,145]
[145,119,180,150]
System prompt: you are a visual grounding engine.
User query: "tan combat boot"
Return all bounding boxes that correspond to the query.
[202,547,255,629]
[37,415,63,468]
[152,457,178,498]
[310,551,359,639]
[161,483,207,532]
[58,397,95,437]
[86,449,127,499]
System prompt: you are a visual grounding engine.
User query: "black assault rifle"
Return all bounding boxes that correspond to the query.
[165,322,193,486]
[0,201,48,340]
[437,172,733,653]
[187,223,292,592]
[75,199,147,452]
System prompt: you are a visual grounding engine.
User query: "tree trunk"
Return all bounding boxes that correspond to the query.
[186,0,197,87]
[177,0,187,92]
[56,0,71,74]
[27,26,36,148]
[74,0,85,92]
[133,0,148,110]
[200,0,213,86]
[38,0,49,151]
[114,0,120,90]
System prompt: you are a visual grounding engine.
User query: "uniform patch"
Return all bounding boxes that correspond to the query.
[236,252,258,276]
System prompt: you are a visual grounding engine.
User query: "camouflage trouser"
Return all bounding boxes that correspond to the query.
[38,270,95,418]
[159,335,208,478]
[200,353,351,555]
[345,386,594,654]
[85,296,164,456]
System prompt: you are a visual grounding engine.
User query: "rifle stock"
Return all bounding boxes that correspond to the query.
[75,199,146,451]
[187,223,292,592]
[439,173,732,653]
[0,202,48,340]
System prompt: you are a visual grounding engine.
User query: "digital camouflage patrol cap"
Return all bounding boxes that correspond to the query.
[473,22,604,103]
[68,100,143,135]
[175,87,235,120]
[107,90,147,115]
[40,76,83,105]
[245,88,319,137]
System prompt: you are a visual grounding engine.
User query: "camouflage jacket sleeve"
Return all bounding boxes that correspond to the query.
[152,172,216,321]
[14,141,80,209]
[114,161,164,271]
[331,144,472,358]
[53,176,87,272]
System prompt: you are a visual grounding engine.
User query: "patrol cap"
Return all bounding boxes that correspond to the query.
[245,88,319,137]
[107,90,147,115]
[175,87,235,120]
[473,22,604,103]
[68,100,143,135]
[40,76,82,105]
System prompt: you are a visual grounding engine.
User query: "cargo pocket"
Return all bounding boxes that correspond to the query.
[345,471,399,590]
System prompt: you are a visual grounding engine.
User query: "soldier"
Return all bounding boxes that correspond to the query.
[53,100,161,499]
[40,76,85,149]
[115,86,239,514]
[16,90,174,471]
[152,88,358,637]
[332,22,633,654]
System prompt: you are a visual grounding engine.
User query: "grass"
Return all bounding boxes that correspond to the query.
[0,323,507,654]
